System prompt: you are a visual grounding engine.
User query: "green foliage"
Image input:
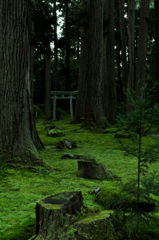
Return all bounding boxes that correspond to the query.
[27,235,36,240]
[110,83,159,239]
[32,0,54,50]
[33,105,45,120]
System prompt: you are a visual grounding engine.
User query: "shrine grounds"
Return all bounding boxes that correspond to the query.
[1,114,159,240]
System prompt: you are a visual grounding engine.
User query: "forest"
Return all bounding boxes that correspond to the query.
[1,0,159,240]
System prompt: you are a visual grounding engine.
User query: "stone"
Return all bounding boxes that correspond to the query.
[89,186,102,198]
[57,140,77,149]
[62,154,86,159]
[47,129,65,137]
[104,128,118,133]
[45,125,60,130]
[42,121,52,125]
[114,131,132,138]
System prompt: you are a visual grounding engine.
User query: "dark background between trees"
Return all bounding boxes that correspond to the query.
[32,0,159,126]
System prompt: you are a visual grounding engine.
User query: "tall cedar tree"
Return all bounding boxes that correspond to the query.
[154,0,159,103]
[127,0,135,110]
[73,0,89,123]
[53,0,58,91]
[82,0,111,128]
[103,0,116,123]
[119,0,127,103]
[0,0,44,164]
[65,0,70,90]
[44,0,52,121]
[136,0,150,91]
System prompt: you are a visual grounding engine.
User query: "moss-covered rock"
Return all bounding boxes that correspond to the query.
[47,129,65,137]
[114,131,132,138]
[104,128,118,133]
[97,184,121,207]
[57,140,77,149]
[45,125,60,130]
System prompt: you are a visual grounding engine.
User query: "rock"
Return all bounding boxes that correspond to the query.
[45,125,60,130]
[47,129,65,137]
[62,154,86,159]
[42,121,52,125]
[57,140,77,149]
[104,128,118,133]
[62,153,74,159]
[35,191,117,240]
[78,160,112,180]
[64,140,77,149]
[89,186,102,198]
[96,184,121,208]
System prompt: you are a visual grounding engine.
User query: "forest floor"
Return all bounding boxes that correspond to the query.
[1,116,159,240]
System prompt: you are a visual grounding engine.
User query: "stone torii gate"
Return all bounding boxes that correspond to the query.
[51,91,77,120]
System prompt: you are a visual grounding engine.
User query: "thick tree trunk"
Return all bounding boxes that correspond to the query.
[154,0,159,103]
[136,0,149,91]
[0,0,44,165]
[73,0,89,123]
[53,0,58,91]
[44,50,52,121]
[65,0,70,91]
[82,0,111,129]
[44,0,52,121]
[103,0,116,123]
[127,0,135,110]
[119,0,127,103]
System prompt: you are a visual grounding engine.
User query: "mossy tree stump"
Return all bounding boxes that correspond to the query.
[35,191,84,240]
[35,191,117,240]
[78,160,112,180]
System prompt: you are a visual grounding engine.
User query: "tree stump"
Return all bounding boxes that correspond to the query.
[35,191,117,240]
[78,160,112,180]
[35,191,84,240]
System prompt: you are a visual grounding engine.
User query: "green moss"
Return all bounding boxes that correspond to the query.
[104,128,118,133]
[73,210,117,240]
[1,119,159,240]
[75,210,113,223]
[98,184,121,206]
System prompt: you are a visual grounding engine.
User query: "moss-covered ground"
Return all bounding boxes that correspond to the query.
[1,117,159,240]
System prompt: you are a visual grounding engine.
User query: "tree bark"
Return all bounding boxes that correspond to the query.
[119,0,127,103]
[73,0,89,123]
[82,0,111,129]
[0,0,44,165]
[103,0,116,123]
[136,0,150,91]
[127,0,135,110]
[44,0,52,121]
[154,0,159,103]
[65,0,70,91]
[53,0,58,91]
